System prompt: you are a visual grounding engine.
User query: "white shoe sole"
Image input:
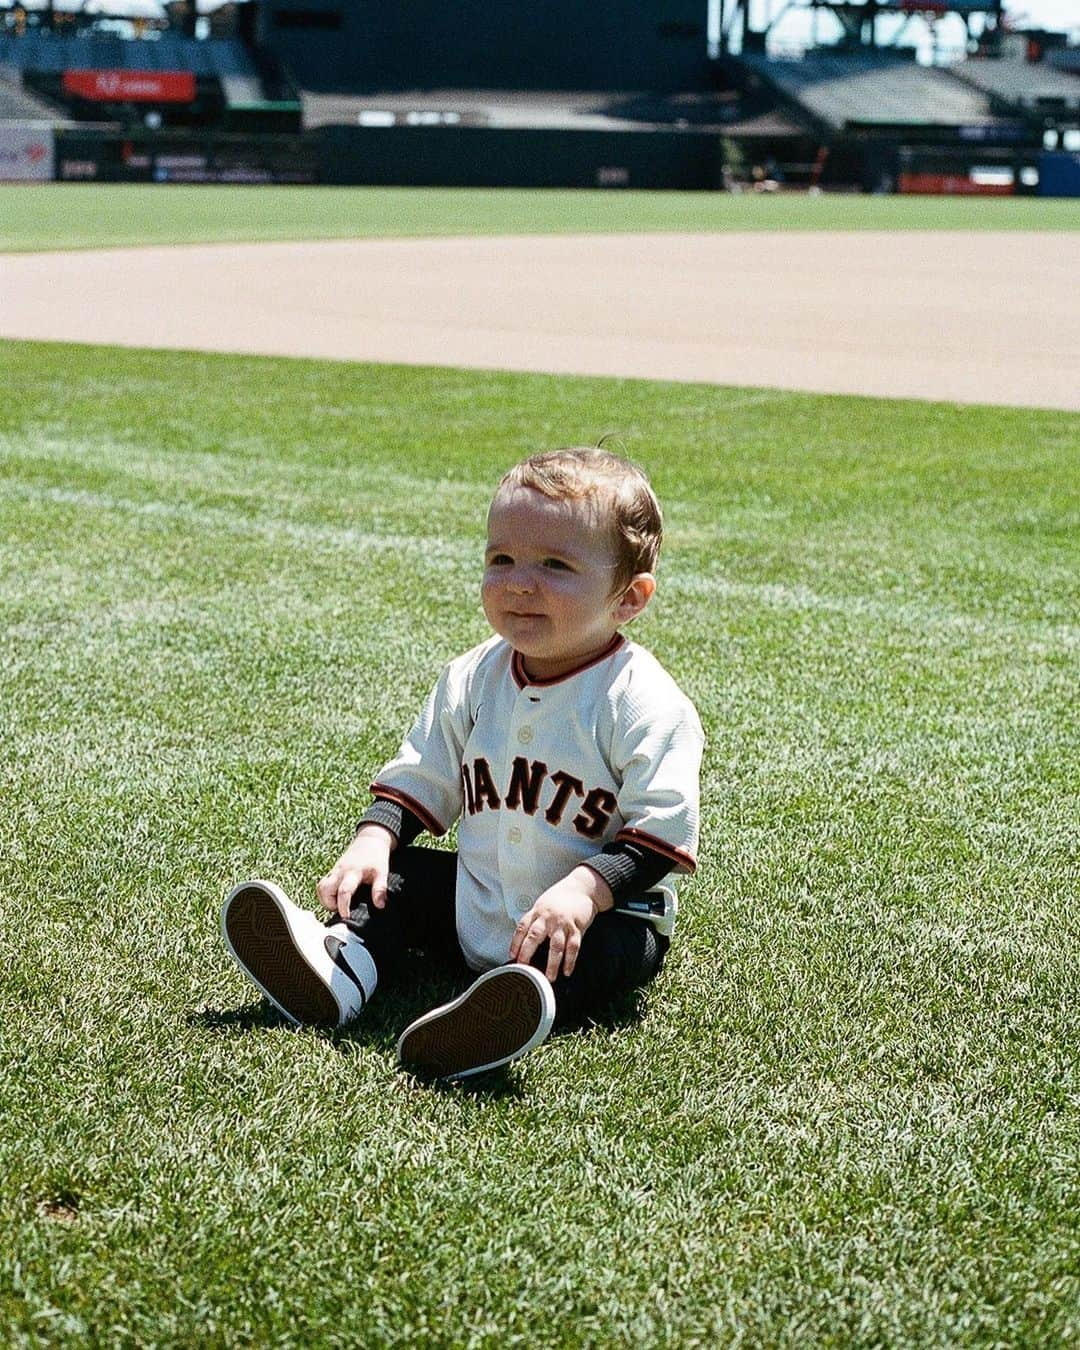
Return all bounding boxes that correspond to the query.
[396,965,555,1080]
[221,879,371,1027]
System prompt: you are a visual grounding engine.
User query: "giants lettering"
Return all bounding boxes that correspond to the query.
[505,757,547,814]
[471,757,501,813]
[573,788,618,839]
[460,757,617,837]
[543,770,583,826]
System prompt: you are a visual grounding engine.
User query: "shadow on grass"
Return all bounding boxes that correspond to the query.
[395,1062,527,1101]
[190,993,528,1099]
[193,1001,284,1032]
[194,949,651,1097]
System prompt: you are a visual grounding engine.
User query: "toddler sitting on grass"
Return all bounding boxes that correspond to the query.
[223,446,703,1079]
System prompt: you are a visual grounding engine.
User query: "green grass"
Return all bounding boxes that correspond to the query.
[1,338,1078,1345]
[1,184,1077,252]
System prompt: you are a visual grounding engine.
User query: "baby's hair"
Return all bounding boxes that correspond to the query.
[496,445,663,595]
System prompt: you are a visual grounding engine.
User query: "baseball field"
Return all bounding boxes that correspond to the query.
[1,187,1078,1345]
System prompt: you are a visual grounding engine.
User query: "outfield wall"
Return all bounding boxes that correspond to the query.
[38,125,1074,195]
[318,124,727,190]
[48,123,730,189]
[54,126,317,184]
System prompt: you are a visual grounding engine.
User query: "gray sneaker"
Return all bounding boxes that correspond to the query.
[396,964,555,1080]
[221,879,377,1027]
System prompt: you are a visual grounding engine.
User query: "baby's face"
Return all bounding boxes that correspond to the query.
[482,486,626,680]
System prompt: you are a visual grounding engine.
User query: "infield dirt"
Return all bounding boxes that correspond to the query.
[1,230,1077,410]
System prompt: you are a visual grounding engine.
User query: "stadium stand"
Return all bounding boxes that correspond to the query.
[737,50,1007,133]
[0,33,258,80]
[2,0,1071,191]
[297,86,797,136]
[0,65,59,120]
[0,25,300,132]
[952,57,1080,114]
[1047,49,1080,77]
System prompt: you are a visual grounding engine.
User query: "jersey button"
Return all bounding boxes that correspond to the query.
[517,726,534,745]
[507,826,522,844]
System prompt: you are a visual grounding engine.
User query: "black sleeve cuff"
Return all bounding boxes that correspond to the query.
[581,840,673,906]
[356,800,425,849]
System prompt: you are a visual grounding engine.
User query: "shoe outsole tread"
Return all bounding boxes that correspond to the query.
[397,967,553,1079]
[224,883,339,1026]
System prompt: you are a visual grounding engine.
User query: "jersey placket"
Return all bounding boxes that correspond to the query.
[499,680,542,922]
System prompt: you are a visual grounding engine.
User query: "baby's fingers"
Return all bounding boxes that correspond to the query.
[316,866,342,911]
[511,910,548,966]
[508,911,530,961]
[369,867,390,910]
[335,870,362,919]
[558,929,583,981]
[544,930,567,983]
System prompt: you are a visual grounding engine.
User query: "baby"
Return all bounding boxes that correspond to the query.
[223,447,703,1080]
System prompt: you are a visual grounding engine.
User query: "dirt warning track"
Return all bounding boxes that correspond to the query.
[1,231,1077,410]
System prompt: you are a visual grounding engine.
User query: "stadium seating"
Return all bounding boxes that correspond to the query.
[1047,49,1080,78]
[951,58,1080,114]
[0,34,258,80]
[739,50,1000,131]
[0,67,59,120]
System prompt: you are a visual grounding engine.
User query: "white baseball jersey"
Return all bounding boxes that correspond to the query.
[371,633,703,972]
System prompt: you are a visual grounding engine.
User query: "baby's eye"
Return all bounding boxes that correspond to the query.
[487,553,513,566]
[542,558,572,571]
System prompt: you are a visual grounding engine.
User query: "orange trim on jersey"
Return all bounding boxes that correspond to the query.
[616,828,697,874]
[369,784,447,838]
[511,634,625,690]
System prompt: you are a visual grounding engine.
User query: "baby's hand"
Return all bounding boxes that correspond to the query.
[509,868,611,982]
[316,824,396,920]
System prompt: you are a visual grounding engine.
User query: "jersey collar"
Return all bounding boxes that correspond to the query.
[510,634,625,689]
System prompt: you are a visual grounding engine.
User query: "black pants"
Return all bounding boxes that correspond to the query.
[343,846,668,1029]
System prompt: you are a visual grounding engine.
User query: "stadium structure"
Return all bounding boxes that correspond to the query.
[0,0,1076,194]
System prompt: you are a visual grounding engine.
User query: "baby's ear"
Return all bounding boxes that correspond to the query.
[615,573,656,624]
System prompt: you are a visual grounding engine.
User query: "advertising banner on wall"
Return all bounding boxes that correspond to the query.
[0,124,55,181]
[62,70,196,103]
[54,128,319,185]
[877,1,993,10]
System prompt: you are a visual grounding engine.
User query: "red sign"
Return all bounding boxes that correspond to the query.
[899,173,1014,196]
[62,70,196,104]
